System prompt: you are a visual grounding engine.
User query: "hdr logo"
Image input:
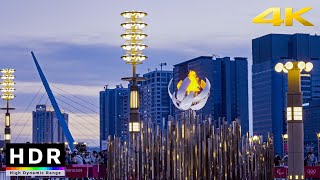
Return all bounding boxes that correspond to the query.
[6,144,65,177]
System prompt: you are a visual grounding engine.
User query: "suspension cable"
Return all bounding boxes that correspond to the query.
[52,90,99,114]
[14,91,46,143]
[12,86,42,129]
[51,85,100,109]
[55,95,99,122]
[55,101,99,128]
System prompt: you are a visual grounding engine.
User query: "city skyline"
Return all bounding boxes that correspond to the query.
[1,0,320,144]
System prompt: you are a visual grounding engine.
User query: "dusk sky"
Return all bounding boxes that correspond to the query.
[0,0,319,146]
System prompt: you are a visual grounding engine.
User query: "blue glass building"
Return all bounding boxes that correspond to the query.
[32,105,68,143]
[303,59,320,155]
[304,100,320,155]
[99,85,129,148]
[252,33,320,156]
[140,70,174,127]
[173,56,249,135]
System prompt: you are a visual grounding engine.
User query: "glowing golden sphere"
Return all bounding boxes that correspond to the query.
[285,61,293,70]
[275,63,284,73]
[274,61,313,73]
[305,62,313,72]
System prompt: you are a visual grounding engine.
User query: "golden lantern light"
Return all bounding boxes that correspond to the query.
[1,68,16,102]
[121,11,148,64]
[121,11,147,18]
[282,134,288,140]
[275,61,313,73]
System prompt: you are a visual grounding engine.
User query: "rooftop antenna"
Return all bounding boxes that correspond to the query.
[212,54,220,60]
[159,62,167,71]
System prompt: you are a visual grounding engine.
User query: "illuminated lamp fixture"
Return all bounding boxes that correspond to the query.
[120,11,148,64]
[275,61,313,73]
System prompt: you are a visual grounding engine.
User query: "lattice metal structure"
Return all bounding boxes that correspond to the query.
[105,111,274,179]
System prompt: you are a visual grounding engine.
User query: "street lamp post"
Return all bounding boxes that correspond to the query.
[317,133,320,160]
[282,134,288,155]
[120,11,148,179]
[275,61,313,180]
[120,11,148,135]
[0,68,16,146]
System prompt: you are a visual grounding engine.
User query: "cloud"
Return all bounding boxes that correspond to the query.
[15,81,104,97]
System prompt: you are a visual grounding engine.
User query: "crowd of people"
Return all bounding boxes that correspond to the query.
[65,148,108,165]
[274,151,318,167]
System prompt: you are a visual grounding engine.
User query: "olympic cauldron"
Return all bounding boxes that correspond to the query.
[168,70,210,111]
[104,70,274,179]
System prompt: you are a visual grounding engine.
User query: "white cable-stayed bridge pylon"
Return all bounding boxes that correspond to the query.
[30,51,102,150]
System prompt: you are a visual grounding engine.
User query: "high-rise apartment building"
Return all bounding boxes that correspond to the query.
[304,100,320,155]
[32,105,68,143]
[139,70,173,126]
[100,85,129,147]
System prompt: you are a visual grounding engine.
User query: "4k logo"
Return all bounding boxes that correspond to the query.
[253,7,314,26]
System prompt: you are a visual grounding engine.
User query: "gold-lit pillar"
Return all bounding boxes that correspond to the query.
[129,85,140,133]
[4,113,10,144]
[0,68,16,145]
[275,61,313,180]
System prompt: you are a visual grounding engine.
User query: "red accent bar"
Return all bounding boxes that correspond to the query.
[274,166,320,178]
